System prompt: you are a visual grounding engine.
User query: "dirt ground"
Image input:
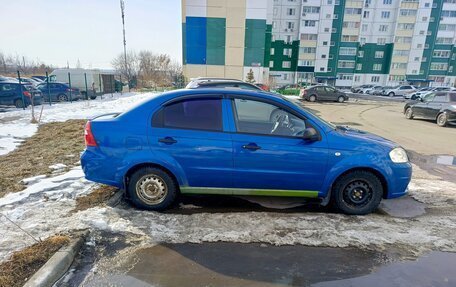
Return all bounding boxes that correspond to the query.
[0,120,85,196]
[0,235,69,287]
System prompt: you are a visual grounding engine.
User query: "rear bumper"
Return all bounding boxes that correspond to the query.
[446,111,456,123]
[80,148,122,188]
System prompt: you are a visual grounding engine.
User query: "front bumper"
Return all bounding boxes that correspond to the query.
[386,162,412,199]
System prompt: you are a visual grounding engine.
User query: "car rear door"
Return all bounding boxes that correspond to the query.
[228,96,329,195]
[423,93,447,119]
[413,93,435,118]
[149,95,233,189]
[0,84,17,105]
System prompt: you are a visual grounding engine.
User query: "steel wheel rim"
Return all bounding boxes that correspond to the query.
[342,180,373,208]
[136,175,168,205]
[310,96,316,102]
[438,114,446,125]
[338,97,344,102]
[58,95,66,101]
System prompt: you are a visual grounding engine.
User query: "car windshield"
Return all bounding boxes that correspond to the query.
[281,96,337,129]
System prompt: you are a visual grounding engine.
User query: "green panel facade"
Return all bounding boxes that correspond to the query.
[419,0,443,78]
[269,40,299,72]
[206,18,226,65]
[244,19,267,66]
[355,43,393,74]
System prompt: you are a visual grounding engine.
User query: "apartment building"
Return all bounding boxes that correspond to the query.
[182,0,456,87]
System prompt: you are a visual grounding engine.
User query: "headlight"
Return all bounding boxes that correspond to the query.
[389,147,408,163]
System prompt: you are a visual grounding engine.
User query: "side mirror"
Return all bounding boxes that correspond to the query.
[303,127,319,141]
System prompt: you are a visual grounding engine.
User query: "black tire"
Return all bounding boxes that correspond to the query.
[57,94,68,102]
[437,113,448,127]
[14,99,25,108]
[405,107,414,119]
[388,92,395,97]
[337,96,345,103]
[331,171,383,215]
[309,95,317,102]
[128,167,177,211]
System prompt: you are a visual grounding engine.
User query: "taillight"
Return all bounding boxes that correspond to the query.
[23,91,32,97]
[84,121,97,147]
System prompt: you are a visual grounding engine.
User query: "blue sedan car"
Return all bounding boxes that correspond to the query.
[81,89,412,215]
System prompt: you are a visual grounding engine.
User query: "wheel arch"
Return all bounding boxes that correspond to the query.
[123,162,181,197]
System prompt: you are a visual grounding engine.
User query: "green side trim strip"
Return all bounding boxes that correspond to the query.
[180,187,319,198]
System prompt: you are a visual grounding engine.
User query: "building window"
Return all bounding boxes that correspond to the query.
[417,44,423,48]
[356,63,362,70]
[342,35,359,42]
[362,24,368,32]
[298,60,315,66]
[397,23,414,30]
[329,54,334,59]
[338,73,354,80]
[283,48,293,56]
[381,11,390,18]
[283,61,292,68]
[344,8,362,14]
[363,11,370,18]
[354,75,361,82]
[436,37,453,44]
[324,27,330,32]
[377,38,386,45]
[358,51,364,57]
[375,51,384,58]
[425,2,430,7]
[371,76,380,82]
[383,0,392,4]
[332,28,337,33]
[414,57,420,61]
[395,36,412,44]
[303,20,317,27]
[373,63,382,70]
[283,74,289,80]
[320,67,325,71]
[302,6,321,14]
[338,60,356,68]
[430,62,448,70]
[287,22,295,29]
[300,47,317,53]
[393,50,409,56]
[433,50,451,58]
[323,41,328,45]
[273,8,278,16]
[322,54,327,59]
[379,25,388,32]
[391,63,407,69]
[330,41,335,46]
[270,48,275,55]
[269,61,274,68]
[343,21,361,28]
[287,8,296,15]
[400,9,417,16]
[339,47,357,56]
[301,34,318,40]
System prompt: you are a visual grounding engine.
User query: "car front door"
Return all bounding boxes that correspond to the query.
[324,86,337,101]
[149,96,233,189]
[413,93,435,118]
[229,97,329,195]
[0,84,16,105]
[315,86,327,100]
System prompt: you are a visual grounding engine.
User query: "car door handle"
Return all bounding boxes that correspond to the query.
[242,143,261,151]
[158,137,177,145]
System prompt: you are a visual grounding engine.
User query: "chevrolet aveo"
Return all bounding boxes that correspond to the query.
[81,89,412,215]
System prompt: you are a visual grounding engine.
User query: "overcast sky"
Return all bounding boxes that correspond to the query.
[0,0,182,69]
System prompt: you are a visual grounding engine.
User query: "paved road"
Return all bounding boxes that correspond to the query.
[303,99,456,156]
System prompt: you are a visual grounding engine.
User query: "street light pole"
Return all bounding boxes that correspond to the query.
[120,0,130,92]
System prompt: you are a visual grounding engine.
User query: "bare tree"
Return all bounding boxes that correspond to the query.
[111,50,140,81]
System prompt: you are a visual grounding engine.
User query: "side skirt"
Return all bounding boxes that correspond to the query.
[180,187,319,198]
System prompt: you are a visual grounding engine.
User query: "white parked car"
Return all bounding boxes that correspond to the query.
[405,87,456,99]
[383,85,417,97]
[363,85,383,94]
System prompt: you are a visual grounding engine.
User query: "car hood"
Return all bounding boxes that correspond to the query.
[328,126,397,152]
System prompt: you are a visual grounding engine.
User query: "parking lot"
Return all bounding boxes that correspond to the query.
[1,93,455,287]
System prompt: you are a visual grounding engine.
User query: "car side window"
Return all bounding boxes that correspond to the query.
[159,98,223,131]
[316,87,325,93]
[433,94,447,102]
[422,93,435,102]
[233,98,306,137]
[325,87,335,93]
[1,84,15,91]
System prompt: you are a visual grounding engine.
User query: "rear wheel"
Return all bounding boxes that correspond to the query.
[57,94,68,102]
[437,113,448,127]
[405,107,414,119]
[14,99,25,108]
[388,92,395,97]
[309,95,317,102]
[331,171,383,215]
[337,96,345,103]
[128,167,177,211]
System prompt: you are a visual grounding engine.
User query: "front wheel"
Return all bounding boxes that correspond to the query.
[405,107,414,119]
[331,171,383,215]
[58,94,68,102]
[388,92,395,97]
[128,167,177,211]
[337,96,345,103]
[437,113,448,127]
[309,95,317,102]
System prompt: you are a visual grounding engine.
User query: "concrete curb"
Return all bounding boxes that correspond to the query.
[23,230,89,287]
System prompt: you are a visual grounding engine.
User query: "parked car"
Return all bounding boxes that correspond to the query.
[31,76,47,82]
[187,79,261,91]
[255,83,270,91]
[0,76,18,82]
[405,87,455,100]
[0,81,42,108]
[363,85,383,95]
[81,88,411,215]
[186,77,243,89]
[36,82,82,102]
[351,84,374,93]
[404,92,456,127]
[17,77,41,87]
[300,85,349,103]
[383,85,417,97]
